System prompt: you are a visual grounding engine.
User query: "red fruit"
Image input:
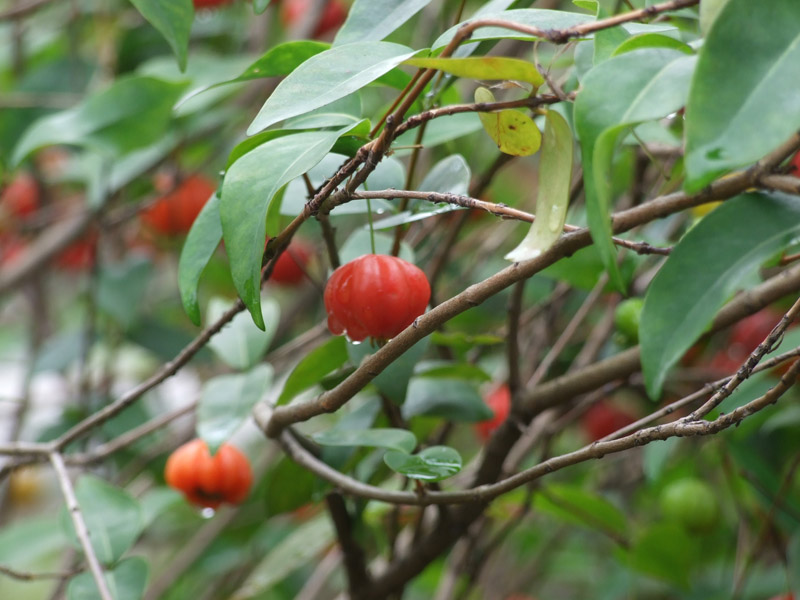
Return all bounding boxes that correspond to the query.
[269,240,313,286]
[165,439,252,509]
[0,234,26,266]
[768,595,794,600]
[789,150,800,177]
[475,384,511,440]
[56,235,96,271]
[193,0,234,8]
[1,172,39,219]
[280,0,348,38]
[323,254,430,342]
[581,401,636,442]
[141,175,216,236]
[711,309,782,374]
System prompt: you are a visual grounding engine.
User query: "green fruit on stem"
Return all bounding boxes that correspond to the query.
[660,478,718,533]
[614,298,644,342]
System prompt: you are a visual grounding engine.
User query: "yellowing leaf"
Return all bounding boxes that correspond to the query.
[404,56,543,87]
[475,87,541,156]
[506,110,573,262]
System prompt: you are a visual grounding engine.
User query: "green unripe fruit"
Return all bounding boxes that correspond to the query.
[615,298,644,342]
[660,478,718,533]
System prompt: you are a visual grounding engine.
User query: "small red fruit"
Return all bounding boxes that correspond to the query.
[0,234,26,266]
[193,0,234,8]
[581,401,636,442]
[280,0,348,38]
[165,439,252,509]
[711,308,782,374]
[789,150,800,177]
[1,172,39,220]
[269,240,313,286]
[141,175,215,236]
[324,254,430,342]
[475,384,511,440]
[56,235,96,271]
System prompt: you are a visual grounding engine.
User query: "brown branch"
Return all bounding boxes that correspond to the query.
[0,564,80,581]
[325,493,371,598]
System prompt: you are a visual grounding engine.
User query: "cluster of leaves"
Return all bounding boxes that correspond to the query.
[2,0,800,599]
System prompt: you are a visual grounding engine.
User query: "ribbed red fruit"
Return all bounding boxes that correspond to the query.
[475,384,511,440]
[324,254,430,342]
[165,439,252,509]
[269,240,313,286]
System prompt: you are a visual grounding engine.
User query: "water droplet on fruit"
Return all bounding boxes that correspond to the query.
[348,337,362,346]
[201,507,215,519]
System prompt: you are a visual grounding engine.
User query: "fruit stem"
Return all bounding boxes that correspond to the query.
[366,197,376,255]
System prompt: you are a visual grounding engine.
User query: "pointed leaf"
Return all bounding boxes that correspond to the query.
[128,0,193,71]
[312,428,417,453]
[334,0,432,46]
[384,446,462,482]
[474,87,541,156]
[685,0,800,191]
[405,56,543,87]
[506,109,573,262]
[641,193,800,399]
[277,336,348,406]
[206,297,280,370]
[221,127,352,328]
[248,42,418,134]
[178,192,222,326]
[67,557,149,600]
[198,365,273,453]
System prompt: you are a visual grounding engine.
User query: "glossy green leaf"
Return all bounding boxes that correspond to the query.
[574,48,694,291]
[334,0,432,46]
[641,193,800,399]
[612,33,694,56]
[206,297,280,370]
[233,517,335,599]
[97,256,153,330]
[402,377,493,422]
[534,484,627,537]
[277,336,348,406]
[283,94,363,129]
[643,438,680,482]
[405,56,543,87]
[61,475,143,565]
[347,336,429,403]
[384,446,462,482]
[198,364,273,453]
[264,458,319,516]
[178,192,222,326]
[313,428,417,453]
[0,516,66,569]
[248,42,418,134]
[474,87,541,156]
[129,0,193,71]
[699,0,731,35]
[13,76,186,165]
[67,556,149,600]
[178,41,329,107]
[506,109,573,262]
[221,127,352,328]
[685,0,800,191]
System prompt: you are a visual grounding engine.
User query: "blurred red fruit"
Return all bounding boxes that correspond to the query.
[56,236,96,271]
[193,0,234,8]
[0,234,26,266]
[1,172,39,220]
[141,175,215,236]
[789,150,800,176]
[269,240,313,286]
[281,0,348,38]
[710,309,783,374]
[475,384,511,440]
[581,401,636,442]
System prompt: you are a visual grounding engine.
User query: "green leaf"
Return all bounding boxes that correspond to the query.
[393,112,483,152]
[198,364,273,454]
[419,154,471,195]
[177,41,329,108]
[97,256,153,330]
[401,377,493,422]
[67,556,149,600]
[620,523,694,588]
[384,446,462,482]
[264,458,319,516]
[347,336,430,403]
[277,336,348,406]
[338,229,415,264]
[178,192,222,326]
[334,0,432,46]
[612,33,695,56]
[0,516,67,568]
[128,0,193,71]
[405,56,543,87]
[61,475,143,565]
[206,297,280,370]
[313,428,417,453]
[248,42,419,134]
[221,127,352,328]
[233,517,335,599]
[474,87,541,156]
[506,109,573,262]
[13,76,186,165]
[641,193,800,399]
[534,484,628,538]
[684,0,800,191]
[574,48,694,291]
[414,361,491,382]
[643,438,680,482]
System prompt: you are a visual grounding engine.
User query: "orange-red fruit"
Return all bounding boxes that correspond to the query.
[711,308,782,374]
[324,254,430,342]
[56,236,96,271]
[165,439,252,509]
[1,172,39,219]
[581,401,636,442]
[141,175,215,236]
[475,384,511,440]
[0,234,26,266]
[789,151,800,177]
[193,0,234,8]
[281,0,348,38]
[269,240,313,286]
